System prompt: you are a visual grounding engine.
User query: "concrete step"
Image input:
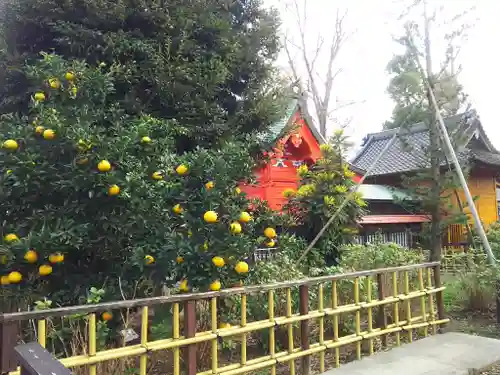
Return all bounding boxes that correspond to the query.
[321,332,500,375]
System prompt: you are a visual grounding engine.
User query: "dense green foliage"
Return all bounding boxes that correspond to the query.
[0,55,281,309]
[484,222,500,260]
[442,250,496,313]
[0,0,286,150]
[284,130,366,265]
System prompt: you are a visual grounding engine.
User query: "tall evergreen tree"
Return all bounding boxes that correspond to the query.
[0,0,286,151]
[383,38,467,130]
[382,6,473,260]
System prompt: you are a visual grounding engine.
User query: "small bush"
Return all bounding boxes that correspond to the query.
[485,222,500,260]
[443,252,498,313]
[284,131,366,266]
[339,242,425,271]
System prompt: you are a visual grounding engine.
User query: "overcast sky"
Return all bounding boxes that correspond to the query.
[266,0,500,152]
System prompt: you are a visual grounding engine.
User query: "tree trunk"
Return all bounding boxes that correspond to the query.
[423,0,442,261]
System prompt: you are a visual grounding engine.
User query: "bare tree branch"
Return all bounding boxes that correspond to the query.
[284,37,300,85]
[321,8,347,135]
[282,0,353,138]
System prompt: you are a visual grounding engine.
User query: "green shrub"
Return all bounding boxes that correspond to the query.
[485,222,500,260]
[0,53,281,310]
[284,130,366,266]
[339,242,425,270]
[443,253,498,313]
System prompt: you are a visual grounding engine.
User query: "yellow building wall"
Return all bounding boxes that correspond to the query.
[449,168,498,228]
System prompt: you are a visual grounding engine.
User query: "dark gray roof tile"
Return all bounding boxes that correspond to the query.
[351,111,498,175]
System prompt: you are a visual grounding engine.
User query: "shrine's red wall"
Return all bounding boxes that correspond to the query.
[352,173,363,184]
[239,111,365,210]
[239,110,322,210]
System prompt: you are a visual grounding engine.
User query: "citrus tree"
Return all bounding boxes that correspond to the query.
[0,54,279,308]
[0,0,286,149]
[283,130,367,265]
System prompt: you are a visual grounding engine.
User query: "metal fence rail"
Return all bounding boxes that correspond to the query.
[0,262,448,375]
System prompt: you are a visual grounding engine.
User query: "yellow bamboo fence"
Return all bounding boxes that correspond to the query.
[0,262,448,375]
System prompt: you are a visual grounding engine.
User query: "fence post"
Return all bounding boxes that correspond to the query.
[299,285,310,375]
[433,264,445,330]
[183,300,197,375]
[0,320,18,373]
[376,273,388,347]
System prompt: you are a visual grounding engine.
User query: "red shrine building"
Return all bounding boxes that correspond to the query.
[240,93,362,210]
[240,92,428,249]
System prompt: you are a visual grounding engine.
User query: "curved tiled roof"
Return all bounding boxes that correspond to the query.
[350,111,498,175]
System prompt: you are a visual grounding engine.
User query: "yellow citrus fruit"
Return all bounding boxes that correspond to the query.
[179,279,189,292]
[235,187,241,194]
[4,233,19,243]
[7,271,22,284]
[34,92,46,101]
[266,240,276,247]
[102,312,113,321]
[239,212,251,223]
[204,211,218,223]
[209,280,221,291]
[264,227,277,239]
[173,204,183,214]
[65,72,75,81]
[48,78,60,89]
[141,136,151,144]
[145,255,155,265]
[205,181,215,189]
[108,185,120,196]
[235,261,249,274]
[49,253,64,264]
[43,129,56,140]
[98,160,112,172]
[152,171,163,180]
[39,264,53,276]
[176,164,188,175]
[176,256,184,264]
[212,256,225,268]
[35,126,45,135]
[219,322,231,329]
[2,139,18,151]
[1,276,10,285]
[24,250,38,263]
[230,222,242,234]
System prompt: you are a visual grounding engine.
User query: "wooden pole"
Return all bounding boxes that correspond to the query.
[299,285,310,375]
